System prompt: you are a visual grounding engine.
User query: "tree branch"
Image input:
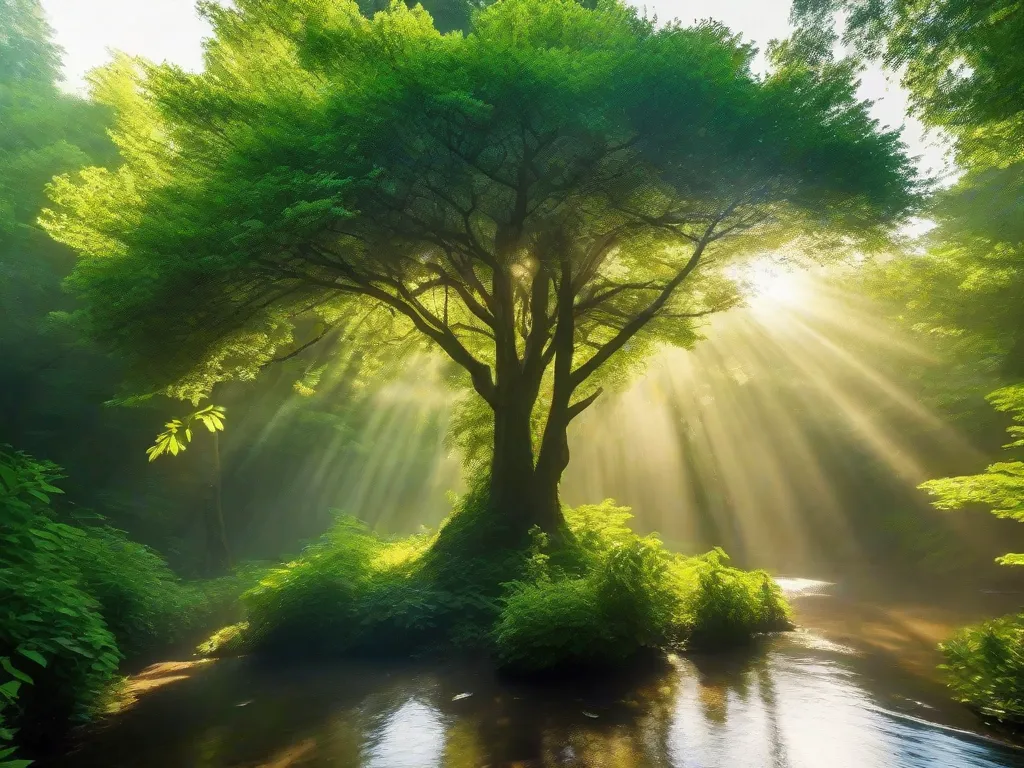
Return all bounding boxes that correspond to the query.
[567,387,604,421]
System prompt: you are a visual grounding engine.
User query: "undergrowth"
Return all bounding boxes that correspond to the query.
[202,492,791,671]
[941,613,1024,725]
[0,446,259,761]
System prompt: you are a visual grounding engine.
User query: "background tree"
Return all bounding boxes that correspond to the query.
[44,0,918,538]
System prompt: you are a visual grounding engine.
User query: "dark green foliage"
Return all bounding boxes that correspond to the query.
[0,650,47,768]
[941,613,1024,724]
[0,446,257,754]
[206,496,789,671]
[0,448,120,743]
[235,486,511,657]
[67,526,207,659]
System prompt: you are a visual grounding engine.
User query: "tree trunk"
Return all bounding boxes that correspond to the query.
[204,432,232,575]
[486,389,570,539]
[488,392,540,522]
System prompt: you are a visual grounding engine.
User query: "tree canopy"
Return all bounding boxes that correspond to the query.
[44,0,919,526]
[792,0,1024,165]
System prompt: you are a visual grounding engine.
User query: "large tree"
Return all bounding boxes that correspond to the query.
[44,0,917,535]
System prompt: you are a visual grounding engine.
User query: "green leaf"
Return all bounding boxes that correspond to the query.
[16,650,46,668]
[25,490,49,504]
[184,427,192,443]
[0,659,32,686]
[0,682,22,700]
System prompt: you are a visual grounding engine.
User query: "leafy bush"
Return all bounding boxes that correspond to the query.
[676,548,790,648]
[0,448,120,745]
[240,516,406,654]
[222,485,525,659]
[941,613,1024,724]
[68,526,196,658]
[0,446,253,755]
[214,495,790,672]
[494,504,790,671]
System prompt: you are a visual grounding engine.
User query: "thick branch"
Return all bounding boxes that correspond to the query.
[570,236,712,389]
[261,261,496,404]
[567,387,604,421]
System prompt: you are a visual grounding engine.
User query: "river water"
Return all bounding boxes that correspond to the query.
[48,579,1024,768]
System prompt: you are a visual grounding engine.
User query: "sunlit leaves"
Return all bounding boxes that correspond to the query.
[146,405,227,462]
[920,385,1024,564]
[44,0,918,393]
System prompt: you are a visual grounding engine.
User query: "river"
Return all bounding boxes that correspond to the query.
[46,579,1024,767]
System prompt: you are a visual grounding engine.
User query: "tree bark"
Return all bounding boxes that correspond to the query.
[486,256,575,539]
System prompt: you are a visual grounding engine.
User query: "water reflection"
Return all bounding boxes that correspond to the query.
[49,629,1024,768]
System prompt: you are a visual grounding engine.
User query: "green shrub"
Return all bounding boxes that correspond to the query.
[941,613,1024,724]
[494,505,790,671]
[0,448,121,745]
[68,526,196,658]
[1,446,251,755]
[204,495,791,672]
[675,548,790,648]
[228,488,524,659]
[238,516,447,655]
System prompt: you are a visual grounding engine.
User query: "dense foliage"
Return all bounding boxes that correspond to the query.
[941,613,1024,725]
[495,509,788,670]
[201,494,789,671]
[0,446,257,760]
[0,447,121,750]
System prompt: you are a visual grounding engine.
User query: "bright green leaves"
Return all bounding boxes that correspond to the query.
[146,419,186,461]
[920,386,1024,565]
[196,404,226,433]
[941,612,1024,723]
[146,404,226,462]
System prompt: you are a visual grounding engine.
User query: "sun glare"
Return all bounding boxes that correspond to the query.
[737,260,806,308]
